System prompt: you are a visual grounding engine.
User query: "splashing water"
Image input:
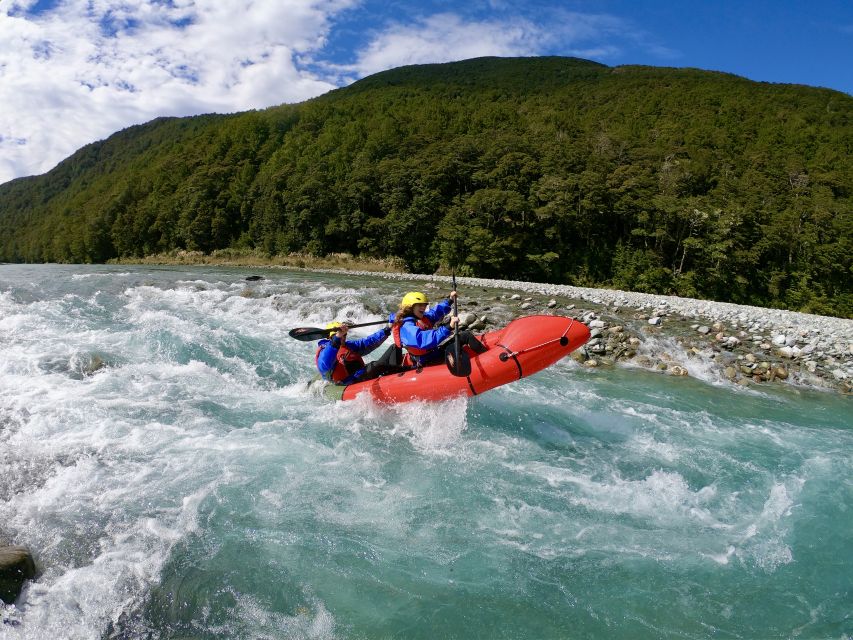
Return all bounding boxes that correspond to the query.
[1,265,851,640]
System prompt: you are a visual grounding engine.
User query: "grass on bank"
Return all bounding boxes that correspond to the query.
[108,249,410,273]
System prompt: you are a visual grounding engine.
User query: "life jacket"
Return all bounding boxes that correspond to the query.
[392,315,435,366]
[315,342,365,383]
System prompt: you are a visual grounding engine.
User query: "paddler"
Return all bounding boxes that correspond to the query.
[316,322,408,385]
[390,291,487,368]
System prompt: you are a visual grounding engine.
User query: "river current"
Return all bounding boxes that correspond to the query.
[1,265,850,639]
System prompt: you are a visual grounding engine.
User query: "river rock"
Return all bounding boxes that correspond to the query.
[459,312,477,327]
[0,546,36,604]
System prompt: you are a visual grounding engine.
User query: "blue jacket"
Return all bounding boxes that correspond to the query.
[316,326,390,384]
[394,299,453,364]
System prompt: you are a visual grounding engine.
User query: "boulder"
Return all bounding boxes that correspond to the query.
[459,312,477,327]
[0,546,36,604]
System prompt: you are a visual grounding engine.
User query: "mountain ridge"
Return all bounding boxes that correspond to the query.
[1,56,851,316]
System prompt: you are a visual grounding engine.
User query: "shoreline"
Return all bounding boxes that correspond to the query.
[268,266,853,395]
[113,255,852,394]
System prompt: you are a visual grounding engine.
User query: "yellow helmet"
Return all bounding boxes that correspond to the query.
[325,321,342,337]
[401,292,428,307]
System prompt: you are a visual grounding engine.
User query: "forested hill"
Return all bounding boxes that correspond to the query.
[1,56,851,316]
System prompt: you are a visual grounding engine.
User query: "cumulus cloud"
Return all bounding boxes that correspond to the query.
[343,10,642,80]
[350,13,543,77]
[0,0,352,183]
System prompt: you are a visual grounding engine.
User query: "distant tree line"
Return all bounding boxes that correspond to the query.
[1,57,851,316]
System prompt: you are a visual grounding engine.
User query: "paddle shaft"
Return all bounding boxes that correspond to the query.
[288,319,387,341]
[452,272,461,368]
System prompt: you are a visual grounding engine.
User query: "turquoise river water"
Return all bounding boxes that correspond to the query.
[0,265,850,639]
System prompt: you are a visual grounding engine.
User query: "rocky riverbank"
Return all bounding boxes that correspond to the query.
[266,268,853,395]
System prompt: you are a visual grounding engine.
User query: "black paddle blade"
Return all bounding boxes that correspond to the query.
[445,345,472,377]
[288,327,328,341]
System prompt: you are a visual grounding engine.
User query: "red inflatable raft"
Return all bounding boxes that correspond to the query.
[321,315,590,403]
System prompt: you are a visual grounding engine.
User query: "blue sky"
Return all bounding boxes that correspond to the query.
[1,0,851,184]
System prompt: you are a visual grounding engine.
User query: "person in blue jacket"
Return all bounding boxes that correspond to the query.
[316,322,408,385]
[390,291,487,367]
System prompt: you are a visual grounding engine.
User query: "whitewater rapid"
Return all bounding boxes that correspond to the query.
[1,265,850,639]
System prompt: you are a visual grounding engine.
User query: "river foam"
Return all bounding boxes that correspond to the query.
[2,265,851,640]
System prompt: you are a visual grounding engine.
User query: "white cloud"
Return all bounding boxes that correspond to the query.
[344,10,644,80]
[350,13,543,77]
[0,0,353,183]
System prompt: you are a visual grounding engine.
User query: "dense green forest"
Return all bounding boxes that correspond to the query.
[1,57,851,316]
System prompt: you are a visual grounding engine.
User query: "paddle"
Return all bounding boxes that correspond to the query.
[288,320,387,342]
[445,272,472,377]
